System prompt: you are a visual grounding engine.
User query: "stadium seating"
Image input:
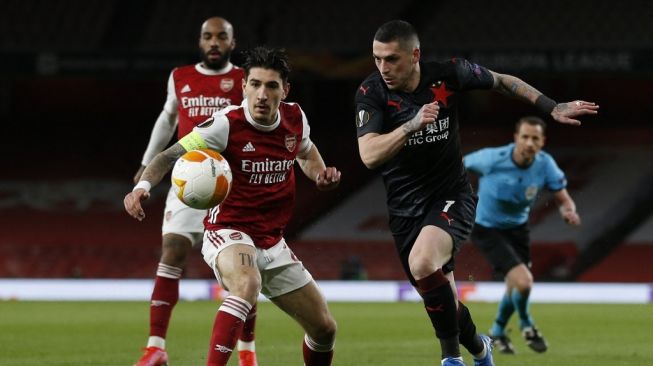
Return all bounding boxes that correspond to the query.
[2,1,652,284]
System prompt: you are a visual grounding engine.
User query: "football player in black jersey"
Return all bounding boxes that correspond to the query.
[355,20,598,366]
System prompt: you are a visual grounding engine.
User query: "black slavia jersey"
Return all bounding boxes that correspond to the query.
[355,59,494,217]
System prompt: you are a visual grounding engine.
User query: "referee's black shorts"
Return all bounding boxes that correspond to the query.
[389,192,477,285]
[470,223,531,279]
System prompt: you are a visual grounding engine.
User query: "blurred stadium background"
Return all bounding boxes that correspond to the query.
[1,0,652,287]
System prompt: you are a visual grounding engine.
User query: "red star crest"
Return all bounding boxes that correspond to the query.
[430,82,454,107]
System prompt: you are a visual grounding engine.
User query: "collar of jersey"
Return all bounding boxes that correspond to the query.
[509,143,538,170]
[242,98,281,132]
[194,62,234,76]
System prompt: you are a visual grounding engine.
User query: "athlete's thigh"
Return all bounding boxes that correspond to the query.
[257,239,313,298]
[417,193,477,273]
[201,228,258,289]
[270,280,333,334]
[410,225,454,272]
[509,224,532,267]
[162,187,206,246]
[471,224,521,276]
[421,194,477,249]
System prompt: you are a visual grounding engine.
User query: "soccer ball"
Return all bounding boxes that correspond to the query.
[171,149,232,209]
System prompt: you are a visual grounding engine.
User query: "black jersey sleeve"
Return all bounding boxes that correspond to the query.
[354,79,386,138]
[447,58,494,91]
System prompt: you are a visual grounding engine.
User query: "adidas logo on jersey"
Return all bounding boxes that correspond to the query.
[242,142,256,152]
[181,84,191,93]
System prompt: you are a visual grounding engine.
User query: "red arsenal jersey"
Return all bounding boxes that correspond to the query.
[193,100,313,249]
[167,63,245,140]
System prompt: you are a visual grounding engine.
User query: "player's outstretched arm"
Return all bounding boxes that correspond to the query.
[135,110,178,184]
[124,143,187,221]
[489,71,599,126]
[297,144,341,191]
[358,102,439,169]
[553,188,581,226]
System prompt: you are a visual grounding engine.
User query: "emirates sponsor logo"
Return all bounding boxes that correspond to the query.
[181,95,232,108]
[241,159,294,173]
[242,158,294,185]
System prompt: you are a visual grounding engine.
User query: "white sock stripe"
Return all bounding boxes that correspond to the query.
[218,296,252,320]
[147,336,166,349]
[157,263,182,274]
[224,296,252,310]
[223,297,252,316]
[304,334,335,352]
[156,263,182,278]
[237,340,256,351]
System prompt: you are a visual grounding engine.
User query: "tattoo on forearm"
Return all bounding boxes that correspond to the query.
[141,144,185,184]
[402,118,420,135]
[509,82,520,94]
[239,252,254,267]
[505,77,539,102]
[509,81,534,99]
[141,157,174,183]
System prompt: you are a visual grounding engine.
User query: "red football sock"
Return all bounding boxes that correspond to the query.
[150,264,182,338]
[302,334,334,366]
[207,296,252,366]
[240,304,257,342]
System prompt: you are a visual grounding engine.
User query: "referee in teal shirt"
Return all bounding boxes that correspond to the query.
[464,116,581,355]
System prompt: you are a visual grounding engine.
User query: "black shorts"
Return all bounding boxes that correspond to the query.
[389,193,477,285]
[470,223,531,279]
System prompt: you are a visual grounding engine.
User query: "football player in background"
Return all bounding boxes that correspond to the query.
[465,116,581,354]
[131,16,258,366]
[126,46,340,366]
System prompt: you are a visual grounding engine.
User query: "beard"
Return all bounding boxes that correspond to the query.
[200,48,232,70]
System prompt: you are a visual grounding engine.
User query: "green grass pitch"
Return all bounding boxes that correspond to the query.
[0,301,651,365]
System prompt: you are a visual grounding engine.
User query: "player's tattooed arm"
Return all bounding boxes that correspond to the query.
[140,143,186,187]
[490,71,543,104]
[490,70,598,126]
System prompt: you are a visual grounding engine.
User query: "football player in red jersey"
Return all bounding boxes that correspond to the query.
[125,46,340,366]
[131,17,258,366]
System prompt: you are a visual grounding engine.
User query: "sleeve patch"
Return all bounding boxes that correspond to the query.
[356,109,371,127]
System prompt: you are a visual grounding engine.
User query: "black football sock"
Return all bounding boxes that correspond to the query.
[457,301,484,355]
[415,269,460,358]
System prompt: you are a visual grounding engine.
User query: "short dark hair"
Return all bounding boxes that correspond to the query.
[374,20,419,50]
[516,116,547,134]
[242,46,291,82]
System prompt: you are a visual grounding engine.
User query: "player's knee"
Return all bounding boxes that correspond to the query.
[408,257,438,279]
[514,277,533,292]
[311,314,337,343]
[226,272,261,304]
[161,235,192,265]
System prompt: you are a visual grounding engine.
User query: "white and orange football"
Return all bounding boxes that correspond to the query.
[171,149,232,209]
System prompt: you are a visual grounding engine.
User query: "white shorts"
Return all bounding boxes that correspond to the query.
[201,229,314,299]
[161,187,206,246]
